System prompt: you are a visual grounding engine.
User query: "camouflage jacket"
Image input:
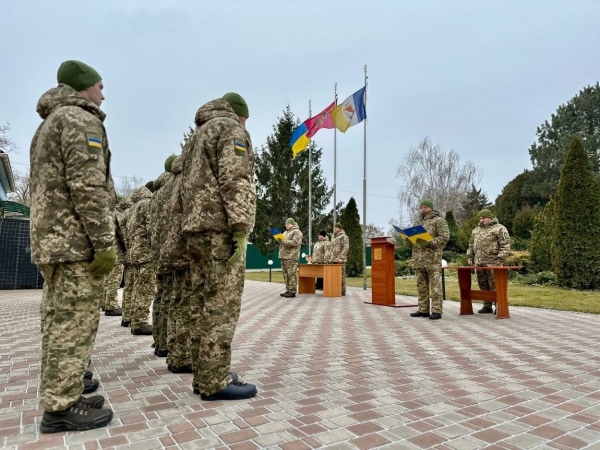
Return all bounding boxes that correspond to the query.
[29,84,116,264]
[279,225,303,260]
[330,230,350,262]
[126,186,152,264]
[181,99,256,235]
[411,210,449,268]
[116,196,133,264]
[312,238,331,263]
[467,217,511,265]
[149,171,174,273]
[161,157,189,269]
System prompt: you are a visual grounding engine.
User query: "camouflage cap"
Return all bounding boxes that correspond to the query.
[57,60,102,91]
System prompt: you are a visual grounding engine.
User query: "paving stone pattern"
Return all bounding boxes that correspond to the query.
[1,281,600,449]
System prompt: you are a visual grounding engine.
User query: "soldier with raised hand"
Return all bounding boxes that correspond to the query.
[30,60,114,433]
[330,223,350,296]
[467,209,511,314]
[126,185,155,335]
[312,230,331,290]
[278,218,303,298]
[409,199,450,320]
[180,92,257,400]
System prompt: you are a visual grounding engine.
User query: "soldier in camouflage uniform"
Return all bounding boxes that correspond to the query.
[467,209,511,314]
[312,230,331,290]
[116,196,133,326]
[409,199,450,320]
[126,186,156,335]
[148,158,176,355]
[30,60,114,432]
[278,218,303,298]
[162,156,193,373]
[180,93,256,400]
[330,223,350,296]
[101,199,126,316]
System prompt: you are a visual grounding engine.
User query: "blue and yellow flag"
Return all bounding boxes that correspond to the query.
[290,123,310,158]
[269,227,284,241]
[393,225,432,244]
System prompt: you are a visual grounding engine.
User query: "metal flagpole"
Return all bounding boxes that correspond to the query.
[308,100,312,255]
[362,65,368,290]
[333,83,338,233]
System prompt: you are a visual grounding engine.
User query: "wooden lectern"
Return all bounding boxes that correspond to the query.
[366,237,417,307]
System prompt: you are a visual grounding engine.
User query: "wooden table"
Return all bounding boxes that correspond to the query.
[444,266,522,319]
[298,264,342,297]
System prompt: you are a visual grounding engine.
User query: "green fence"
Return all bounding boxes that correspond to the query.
[246,244,371,270]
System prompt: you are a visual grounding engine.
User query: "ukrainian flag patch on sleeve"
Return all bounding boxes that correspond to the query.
[234,139,247,157]
[86,132,103,152]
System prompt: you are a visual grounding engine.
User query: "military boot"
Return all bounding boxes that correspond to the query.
[40,396,113,433]
[121,320,131,327]
[410,311,430,318]
[105,307,122,317]
[478,306,494,314]
[200,380,257,401]
[193,372,238,395]
[171,364,192,373]
[131,324,153,335]
[283,292,296,298]
[280,291,289,297]
[84,370,93,380]
[157,349,169,357]
[83,378,99,394]
[429,313,442,320]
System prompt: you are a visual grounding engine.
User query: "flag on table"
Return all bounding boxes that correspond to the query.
[270,227,284,241]
[305,101,336,138]
[290,123,310,158]
[331,87,367,133]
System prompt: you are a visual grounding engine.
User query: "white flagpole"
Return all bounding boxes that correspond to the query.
[362,65,368,290]
[308,100,312,255]
[333,83,338,233]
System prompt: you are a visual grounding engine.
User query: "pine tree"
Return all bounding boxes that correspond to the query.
[181,126,194,148]
[552,136,600,288]
[530,198,554,272]
[251,106,333,255]
[340,197,364,277]
[457,211,480,252]
[444,210,461,253]
[459,184,491,222]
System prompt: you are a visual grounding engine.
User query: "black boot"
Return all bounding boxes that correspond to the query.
[171,364,193,373]
[200,381,257,401]
[410,311,430,317]
[40,396,113,433]
[121,320,131,327]
[280,291,289,297]
[83,395,105,409]
[131,324,153,335]
[105,307,122,317]
[429,313,442,320]
[193,372,238,395]
[157,349,169,357]
[283,292,296,298]
[84,370,93,380]
[83,378,99,394]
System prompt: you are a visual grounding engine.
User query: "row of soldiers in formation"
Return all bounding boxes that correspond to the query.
[407,199,511,320]
[29,60,260,433]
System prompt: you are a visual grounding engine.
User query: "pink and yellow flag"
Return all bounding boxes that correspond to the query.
[305,101,336,138]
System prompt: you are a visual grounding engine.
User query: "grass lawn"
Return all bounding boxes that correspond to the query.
[245,269,600,314]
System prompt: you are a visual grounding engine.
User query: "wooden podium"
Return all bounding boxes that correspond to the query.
[365,237,417,307]
[298,264,342,297]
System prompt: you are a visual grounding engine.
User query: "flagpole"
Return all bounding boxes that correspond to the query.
[308,100,312,255]
[333,83,338,233]
[362,65,368,291]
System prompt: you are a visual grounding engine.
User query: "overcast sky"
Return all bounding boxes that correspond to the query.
[2,0,599,231]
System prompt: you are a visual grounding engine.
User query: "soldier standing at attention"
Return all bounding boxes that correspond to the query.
[312,230,331,290]
[101,196,125,317]
[409,199,450,320]
[467,209,511,314]
[30,60,114,432]
[278,218,303,298]
[180,93,256,400]
[330,223,350,296]
[116,196,134,327]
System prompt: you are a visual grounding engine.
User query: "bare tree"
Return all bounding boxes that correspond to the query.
[0,123,18,153]
[397,136,481,222]
[7,169,30,206]
[362,223,385,244]
[115,175,145,197]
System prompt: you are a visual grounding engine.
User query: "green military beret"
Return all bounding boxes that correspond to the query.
[478,208,493,218]
[420,199,433,209]
[222,92,249,118]
[57,60,102,91]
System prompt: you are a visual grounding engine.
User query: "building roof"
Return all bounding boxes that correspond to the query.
[0,151,15,192]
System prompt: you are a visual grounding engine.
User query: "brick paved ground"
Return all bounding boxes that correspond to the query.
[2,280,600,449]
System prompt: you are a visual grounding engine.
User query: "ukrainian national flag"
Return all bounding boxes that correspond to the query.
[331,87,367,133]
[270,227,285,241]
[290,122,310,158]
[393,225,432,244]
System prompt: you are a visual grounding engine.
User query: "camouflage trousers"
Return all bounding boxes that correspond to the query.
[476,265,496,308]
[168,266,192,368]
[102,263,123,311]
[415,266,443,314]
[153,272,173,351]
[38,261,102,412]
[187,231,244,395]
[339,262,347,295]
[281,259,298,293]
[122,264,133,323]
[130,263,157,329]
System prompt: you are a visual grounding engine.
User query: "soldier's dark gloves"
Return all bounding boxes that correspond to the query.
[89,249,117,276]
[416,238,428,248]
[229,232,247,265]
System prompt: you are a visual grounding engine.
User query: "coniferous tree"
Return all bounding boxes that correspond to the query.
[340,197,364,277]
[444,210,461,253]
[459,184,491,222]
[251,106,332,255]
[530,198,554,272]
[552,136,600,288]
